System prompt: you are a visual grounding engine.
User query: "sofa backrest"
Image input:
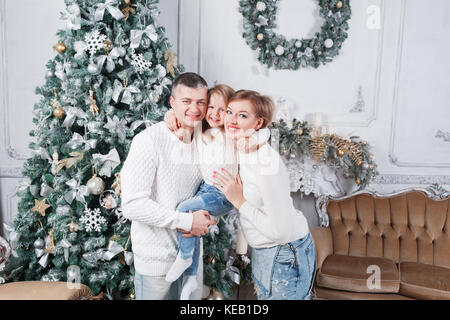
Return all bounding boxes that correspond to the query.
[326,190,450,268]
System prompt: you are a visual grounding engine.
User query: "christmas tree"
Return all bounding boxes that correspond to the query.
[0,0,181,299]
[0,0,247,299]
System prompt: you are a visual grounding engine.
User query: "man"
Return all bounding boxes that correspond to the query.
[121,73,215,300]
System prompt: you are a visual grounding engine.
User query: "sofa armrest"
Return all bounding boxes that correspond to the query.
[0,281,92,300]
[311,227,333,270]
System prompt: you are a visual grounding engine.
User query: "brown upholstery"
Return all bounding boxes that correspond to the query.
[316,255,400,293]
[399,262,450,300]
[327,191,450,267]
[0,281,93,300]
[314,285,413,300]
[313,189,450,300]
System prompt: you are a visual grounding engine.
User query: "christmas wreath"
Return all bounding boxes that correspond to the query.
[239,0,352,70]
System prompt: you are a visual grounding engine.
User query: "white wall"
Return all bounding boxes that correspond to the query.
[1,0,450,231]
[176,0,450,188]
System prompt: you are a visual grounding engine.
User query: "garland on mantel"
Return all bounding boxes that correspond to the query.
[269,119,379,189]
[239,0,352,70]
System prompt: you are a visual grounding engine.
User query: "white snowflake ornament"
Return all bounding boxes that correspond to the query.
[85,30,108,55]
[131,49,152,74]
[80,207,106,232]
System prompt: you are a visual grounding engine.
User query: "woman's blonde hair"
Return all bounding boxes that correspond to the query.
[229,90,275,129]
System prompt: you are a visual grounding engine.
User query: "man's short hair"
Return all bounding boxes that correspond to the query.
[171,72,208,97]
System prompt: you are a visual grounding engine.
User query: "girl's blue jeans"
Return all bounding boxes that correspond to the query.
[176,181,234,276]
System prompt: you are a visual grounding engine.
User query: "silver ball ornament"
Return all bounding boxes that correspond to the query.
[87,63,99,75]
[34,238,45,250]
[87,175,105,195]
[45,70,55,79]
[324,39,334,49]
[117,47,126,57]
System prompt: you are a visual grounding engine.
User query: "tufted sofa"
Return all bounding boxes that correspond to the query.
[311,186,450,300]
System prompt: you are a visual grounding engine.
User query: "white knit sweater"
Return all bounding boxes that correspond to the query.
[238,143,309,249]
[120,122,202,276]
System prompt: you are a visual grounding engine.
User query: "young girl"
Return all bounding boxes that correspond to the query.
[164,85,269,299]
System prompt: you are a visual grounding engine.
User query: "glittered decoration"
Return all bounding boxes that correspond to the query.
[31,198,51,217]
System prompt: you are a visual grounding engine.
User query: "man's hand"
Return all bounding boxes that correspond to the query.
[178,210,217,237]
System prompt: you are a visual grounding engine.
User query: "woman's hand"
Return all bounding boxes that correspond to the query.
[213,169,246,209]
[237,136,266,154]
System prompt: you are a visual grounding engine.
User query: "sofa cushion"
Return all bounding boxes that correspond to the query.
[316,254,400,293]
[399,262,450,300]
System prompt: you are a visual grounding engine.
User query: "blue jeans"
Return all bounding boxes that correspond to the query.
[251,232,317,300]
[176,181,234,276]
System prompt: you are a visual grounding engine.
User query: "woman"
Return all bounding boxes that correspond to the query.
[213,90,316,300]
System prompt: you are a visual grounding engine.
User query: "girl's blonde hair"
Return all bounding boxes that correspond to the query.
[208,84,235,105]
[202,84,235,133]
[228,90,275,129]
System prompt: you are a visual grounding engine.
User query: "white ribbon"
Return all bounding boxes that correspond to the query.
[92,148,121,177]
[32,147,52,162]
[103,241,124,261]
[130,25,158,49]
[55,60,70,81]
[95,0,125,21]
[130,119,155,132]
[74,41,88,60]
[61,4,81,30]
[38,234,55,268]
[66,132,97,151]
[112,79,140,104]
[65,179,90,204]
[57,239,72,262]
[153,78,172,97]
[62,107,88,128]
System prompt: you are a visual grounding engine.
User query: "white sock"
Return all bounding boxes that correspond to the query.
[180,275,198,300]
[165,252,192,282]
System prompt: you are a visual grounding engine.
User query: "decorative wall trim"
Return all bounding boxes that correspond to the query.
[435,130,450,142]
[0,0,29,161]
[349,86,365,113]
[374,174,450,185]
[389,0,450,168]
[315,184,450,227]
[0,167,22,178]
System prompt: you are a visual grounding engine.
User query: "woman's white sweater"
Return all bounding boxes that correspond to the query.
[238,142,309,249]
